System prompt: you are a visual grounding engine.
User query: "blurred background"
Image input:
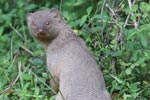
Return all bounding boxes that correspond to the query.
[0,0,150,100]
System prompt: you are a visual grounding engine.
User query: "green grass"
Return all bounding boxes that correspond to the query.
[0,0,150,100]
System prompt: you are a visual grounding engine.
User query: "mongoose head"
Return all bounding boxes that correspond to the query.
[26,8,62,43]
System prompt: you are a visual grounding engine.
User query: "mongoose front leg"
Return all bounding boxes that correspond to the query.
[50,75,59,94]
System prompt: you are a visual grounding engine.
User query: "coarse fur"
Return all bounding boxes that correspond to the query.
[26,8,111,100]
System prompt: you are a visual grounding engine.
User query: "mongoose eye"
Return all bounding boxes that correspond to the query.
[32,22,37,27]
[45,21,50,26]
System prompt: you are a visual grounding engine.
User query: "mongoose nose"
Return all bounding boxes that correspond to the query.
[37,29,44,33]
[37,29,45,35]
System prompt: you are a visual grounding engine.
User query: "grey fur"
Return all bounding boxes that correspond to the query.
[26,8,111,100]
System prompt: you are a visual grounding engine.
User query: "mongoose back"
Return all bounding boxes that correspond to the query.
[27,8,111,100]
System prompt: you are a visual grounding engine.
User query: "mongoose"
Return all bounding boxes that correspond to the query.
[26,8,111,100]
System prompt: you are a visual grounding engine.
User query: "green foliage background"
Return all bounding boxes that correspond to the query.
[0,0,150,100]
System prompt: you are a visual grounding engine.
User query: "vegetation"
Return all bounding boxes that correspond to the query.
[0,0,150,100]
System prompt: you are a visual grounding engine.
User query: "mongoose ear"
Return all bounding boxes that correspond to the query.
[50,8,60,18]
[26,13,33,22]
